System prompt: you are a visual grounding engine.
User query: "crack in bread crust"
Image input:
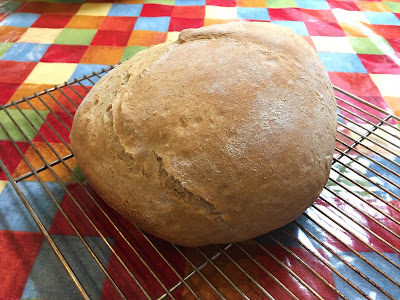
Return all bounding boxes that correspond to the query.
[153,151,231,227]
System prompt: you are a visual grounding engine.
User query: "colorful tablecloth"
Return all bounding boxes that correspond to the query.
[0,0,399,299]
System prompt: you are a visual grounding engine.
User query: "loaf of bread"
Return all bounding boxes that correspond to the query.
[70,22,337,247]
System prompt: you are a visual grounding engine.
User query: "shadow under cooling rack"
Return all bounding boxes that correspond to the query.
[0,66,399,300]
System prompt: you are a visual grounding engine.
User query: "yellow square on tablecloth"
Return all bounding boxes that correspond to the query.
[76,3,112,16]
[166,31,180,42]
[332,9,370,24]
[356,1,391,12]
[24,63,77,85]
[205,6,237,19]
[0,181,6,194]
[17,28,62,44]
[311,36,355,53]
[370,74,400,97]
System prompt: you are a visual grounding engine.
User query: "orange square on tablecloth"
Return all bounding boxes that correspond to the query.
[128,30,167,47]
[356,1,391,12]
[12,142,77,182]
[172,6,206,18]
[383,96,400,118]
[236,0,267,7]
[373,25,400,39]
[66,15,105,29]
[0,26,27,42]
[8,84,60,110]
[99,16,137,31]
[80,45,124,65]
[339,22,377,37]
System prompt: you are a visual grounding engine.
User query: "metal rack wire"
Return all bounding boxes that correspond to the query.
[0,66,399,299]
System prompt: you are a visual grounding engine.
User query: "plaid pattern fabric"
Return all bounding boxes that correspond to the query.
[0,0,399,299]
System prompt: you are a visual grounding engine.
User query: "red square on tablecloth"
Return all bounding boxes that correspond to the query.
[15,1,50,14]
[140,4,174,17]
[207,0,236,6]
[54,85,88,114]
[269,8,303,21]
[0,61,37,84]
[0,231,44,299]
[372,25,400,40]
[0,141,30,180]
[305,21,346,36]
[358,54,400,75]
[387,39,400,53]
[41,45,88,63]
[101,230,186,299]
[49,183,119,237]
[34,110,73,144]
[232,244,337,299]
[0,13,7,22]
[329,72,382,97]
[172,6,205,19]
[31,14,73,28]
[100,16,137,31]
[302,36,316,49]
[326,0,361,10]
[43,3,81,15]
[301,8,337,23]
[0,83,20,105]
[322,198,400,253]
[169,17,204,31]
[91,30,131,46]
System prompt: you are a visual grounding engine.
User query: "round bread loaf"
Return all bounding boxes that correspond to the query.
[70,22,337,247]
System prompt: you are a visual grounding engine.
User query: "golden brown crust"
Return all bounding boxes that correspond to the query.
[70,22,337,246]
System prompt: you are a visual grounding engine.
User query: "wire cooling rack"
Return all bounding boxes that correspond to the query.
[0,66,399,300]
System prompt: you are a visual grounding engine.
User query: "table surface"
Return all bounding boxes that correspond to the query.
[0,0,399,299]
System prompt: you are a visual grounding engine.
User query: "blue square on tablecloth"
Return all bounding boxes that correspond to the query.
[255,210,326,248]
[1,43,50,62]
[295,0,330,10]
[0,13,40,27]
[108,4,143,17]
[318,52,367,73]
[363,12,400,25]
[362,156,400,200]
[0,181,65,232]
[21,235,114,299]
[337,107,345,123]
[330,252,400,299]
[271,20,309,35]
[175,0,206,5]
[134,16,171,32]
[0,1,22,13]
[237,7,270,20]
[69,64,109,84]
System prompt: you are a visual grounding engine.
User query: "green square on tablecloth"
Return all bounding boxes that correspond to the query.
[265,0,298,8]
[121,46,148,62]
[384,1,400,13]
[71,165,87,183]
[0,43,13,58]
[0,1,21,13]
[347,36,392,55]
[54,28,97,46]
[144,0,175,5]
[0,109,49,141]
